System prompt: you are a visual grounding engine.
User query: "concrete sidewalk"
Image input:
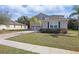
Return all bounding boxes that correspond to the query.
[0,39,79,54]
[0,31,35,39]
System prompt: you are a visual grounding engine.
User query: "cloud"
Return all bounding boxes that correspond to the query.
[0,5,74,20]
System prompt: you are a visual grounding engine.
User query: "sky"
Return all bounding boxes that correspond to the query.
[0,5,74,20]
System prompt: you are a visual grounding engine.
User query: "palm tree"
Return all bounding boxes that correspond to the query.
[69,6,79,36]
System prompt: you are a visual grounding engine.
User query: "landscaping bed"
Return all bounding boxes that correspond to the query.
[7,30,79,52]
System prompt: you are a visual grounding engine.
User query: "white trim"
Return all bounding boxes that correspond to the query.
[49,21,59,29]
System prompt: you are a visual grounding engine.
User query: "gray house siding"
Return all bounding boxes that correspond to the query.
[41,21,48,29]
[42,21,62,29]
[60,20,68,29]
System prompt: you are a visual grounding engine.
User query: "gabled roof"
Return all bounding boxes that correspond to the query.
[35,13,49,17]
[3,20,25,25]
[8,20,25,25]
[35,13,65,20]
[35,13,49,20]
[48,15,65,19]
[50,15,64,17]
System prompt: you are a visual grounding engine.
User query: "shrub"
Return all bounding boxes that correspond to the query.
[39,28,68,34]
[60,29,67,34]
[39,29,60,33]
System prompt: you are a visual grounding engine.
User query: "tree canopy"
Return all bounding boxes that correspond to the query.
[69,6,79,36]
[30,16,41,25]
[69,6,79,30]
[16,16,30,29]
[0,13,10,25]
[68,19,78,30]
[69,6,79,19]
[17,16,29,25]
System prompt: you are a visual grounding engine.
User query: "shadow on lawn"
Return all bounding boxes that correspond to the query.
[49,34,59,38]
[49,33,77,38]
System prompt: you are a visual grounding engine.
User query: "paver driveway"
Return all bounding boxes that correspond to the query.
[0,31,79,54]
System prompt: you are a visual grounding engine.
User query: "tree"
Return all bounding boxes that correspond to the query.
[0,13,10,25]
[30,16,37,23]
[30,16,41,26]
[69,6,79,36]
[68,19,78,30]
[16,16,30,29]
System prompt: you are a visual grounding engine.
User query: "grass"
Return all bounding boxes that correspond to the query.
[0,45,37,54]
[0,30,26,34]
[7,30,79,52]
[0,30,17,34]
[66,30,78,37]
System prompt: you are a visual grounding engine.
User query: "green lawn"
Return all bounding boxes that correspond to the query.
[7,30,79,52]
[0,30,19,34]
[0,30,26,34]
[0,45,37,54]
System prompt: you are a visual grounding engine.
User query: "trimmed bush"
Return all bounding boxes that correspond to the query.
[39,28,68,34]
[39,29,60,33]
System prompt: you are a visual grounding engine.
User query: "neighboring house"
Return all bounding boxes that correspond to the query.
[31,13,68,31]
[0,20,27,30]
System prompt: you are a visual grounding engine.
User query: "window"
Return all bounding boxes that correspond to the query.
[50,25,53,29]
[54,25,57,29]
[50,25,58,29]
